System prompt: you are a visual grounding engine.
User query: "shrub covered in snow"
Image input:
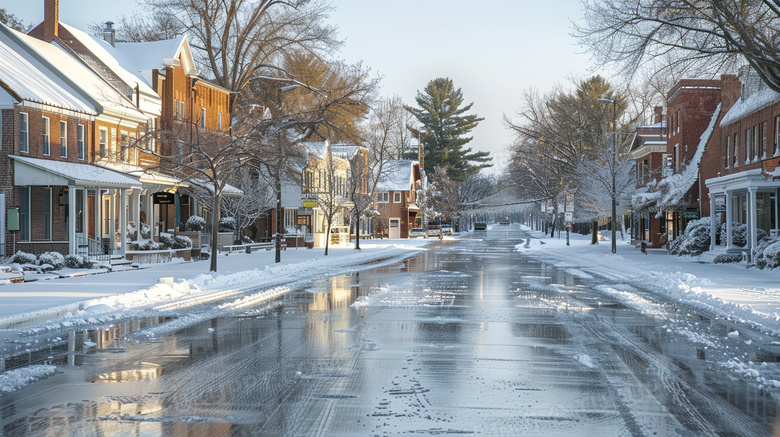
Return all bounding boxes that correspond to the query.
[669,217,711,256]
[714,253,742,264]
[128,222,152,240]
[9,251,36,265]
[219,217,236,232]
[64,254,94,269]
[38,252,65,270]
[159,233,192,249]
[136,239,163,250]
[754,237,780,269]
[719,223,768,247]
[186,215,206,232]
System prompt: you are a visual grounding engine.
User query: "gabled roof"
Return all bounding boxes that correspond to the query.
[331,143,363,160]
[0,23,95,115]
[1,22,149,121]
[58,23,161,116]
[302,140,329,159]
[113,36,193,89]
[376,160,417,192]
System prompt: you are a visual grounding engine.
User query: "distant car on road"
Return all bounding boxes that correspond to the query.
[408,228,427,238]
[499,220,510,225]
[474,222,487,231]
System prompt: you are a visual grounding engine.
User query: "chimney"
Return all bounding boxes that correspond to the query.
[653,106,663,124]
[103,21,116,47]
[43,0,59,42]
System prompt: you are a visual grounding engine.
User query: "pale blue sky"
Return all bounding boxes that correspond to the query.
[11,0,594,173]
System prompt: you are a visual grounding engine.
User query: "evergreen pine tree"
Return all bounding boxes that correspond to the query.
[405,78,491,182]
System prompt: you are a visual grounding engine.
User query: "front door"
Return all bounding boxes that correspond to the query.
[389,218,400,239]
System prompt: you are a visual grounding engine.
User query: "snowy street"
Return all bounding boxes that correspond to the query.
[0,226,778,435]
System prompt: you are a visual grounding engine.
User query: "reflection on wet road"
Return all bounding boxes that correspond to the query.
[1,225,779,436]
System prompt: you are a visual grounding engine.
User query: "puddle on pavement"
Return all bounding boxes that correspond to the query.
[2,238,780,435]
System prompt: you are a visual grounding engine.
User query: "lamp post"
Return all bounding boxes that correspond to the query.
[598,98,618,254]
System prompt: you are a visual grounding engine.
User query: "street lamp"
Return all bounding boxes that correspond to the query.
[598,98,618,254]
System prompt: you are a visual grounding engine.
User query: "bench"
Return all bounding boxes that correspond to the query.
[222,242,287,255]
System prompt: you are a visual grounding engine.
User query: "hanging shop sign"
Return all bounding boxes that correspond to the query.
[153,192,175,205]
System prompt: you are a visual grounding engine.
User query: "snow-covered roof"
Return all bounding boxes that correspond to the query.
[302,140,329,159]
[113,37,186,89]
[59,23,161,116]
[331,144,361,160]
[97,161,186,187]
[0,23,95,115]
[376,160,417,192]
[10,25,148,121]
[720,87,780,126]
[633,103,721,214]
[11,154,142,189]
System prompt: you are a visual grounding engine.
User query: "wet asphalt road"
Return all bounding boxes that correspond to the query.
[1,225,779,436]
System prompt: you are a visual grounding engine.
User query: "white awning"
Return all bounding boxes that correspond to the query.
[11,155,141,189]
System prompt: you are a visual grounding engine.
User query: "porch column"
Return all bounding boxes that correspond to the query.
[120,189,128,256]
[68,186,77,255]
[748,187,758,258]
[725,191,733,249]
[132,190,141,239]
[709,193,716,251]
[81,188,88,236]
[95,188,102,247]
[146,190,154,238]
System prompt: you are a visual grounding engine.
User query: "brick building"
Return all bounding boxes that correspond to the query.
[631,76,738,250]
[706,67,780,256]
[629,107,666,248]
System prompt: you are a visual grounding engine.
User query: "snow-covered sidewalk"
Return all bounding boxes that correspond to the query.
[516,225,780,335]
[0,239,429,329]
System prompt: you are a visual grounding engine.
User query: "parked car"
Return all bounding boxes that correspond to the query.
[441,224,453,235]
[474,222,487,231]
[408,228,428,238]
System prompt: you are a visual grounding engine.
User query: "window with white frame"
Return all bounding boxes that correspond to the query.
[98,128,107,158]
[77,124,85,160]
[60,121,67,157]
[201,107,206,128]
[746,128,752,165]
[218,113,222,131]
[110,128,117,160]
[42,116,50,155]
[776,116,780,157]
[174,99,179,119]
[762,121,767,159]
[180,101,186,120]
[19,112,28,153]
[20,187,29,240]
[120,131,129,162]
[377,192,389,203]
[725,135,730,169]
[393,192,401,203]
[733,133,739,167]
[44,187,52,240]
[753,124,760,161]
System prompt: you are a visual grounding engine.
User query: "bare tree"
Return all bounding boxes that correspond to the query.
[141,0,339,109]
[574,0,780,91]
[221,168,275,244]
[316,147,349,256]
[145,120,247,272]
[505,76,631,240]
